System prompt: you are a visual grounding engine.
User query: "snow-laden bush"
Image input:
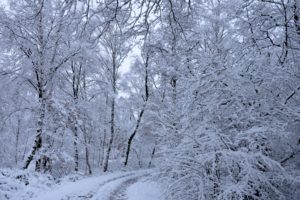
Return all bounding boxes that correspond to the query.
[159,128,300,200]
[0,168,54,200]
[0,168,86,200]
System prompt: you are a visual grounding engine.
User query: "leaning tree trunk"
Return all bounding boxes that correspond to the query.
[124,54,149,166]
[148,144,156,168]
[124,108,145,166]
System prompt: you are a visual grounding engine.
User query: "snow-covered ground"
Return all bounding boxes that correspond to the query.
[0,169,165,200]
[126,179,164,200]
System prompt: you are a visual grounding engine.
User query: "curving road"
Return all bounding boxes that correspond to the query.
[32,170,162,200]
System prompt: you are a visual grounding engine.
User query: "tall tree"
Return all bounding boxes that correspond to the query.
[0,0,80,171]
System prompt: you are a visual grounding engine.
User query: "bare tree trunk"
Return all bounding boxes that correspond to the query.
[83,128,92,174]
[15,118,21,165]
[148,145,156,168]
[85,145,92,174]
[124,108,145,166]
[74,126,79,172]
[124,54,149,166]
[100,129,106,166]
[103,99,115,172]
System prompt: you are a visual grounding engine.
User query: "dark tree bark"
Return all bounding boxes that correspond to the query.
[23,97,46,169]
[74,126,79,172]
[294,1,300,36]
[23,3,46,170]
[148,145,156,168]
[124,108,145,166]
[124,54,150,166]
[103,99,115,172]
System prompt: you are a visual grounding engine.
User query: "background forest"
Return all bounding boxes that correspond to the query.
[0,0,300,199]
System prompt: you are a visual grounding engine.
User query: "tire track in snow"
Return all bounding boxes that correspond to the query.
[108,177,139,200]
[108,174,149,200]
[32,170,152,200]
[91,173,149,200]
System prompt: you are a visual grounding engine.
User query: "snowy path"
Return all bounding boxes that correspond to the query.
[31,170,164,200]
[126,179,165,200]
[108,176,164,200]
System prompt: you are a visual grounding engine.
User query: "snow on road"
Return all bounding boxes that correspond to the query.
[126,178,164,200]
[30,170,164,200]
[32,171,133,200]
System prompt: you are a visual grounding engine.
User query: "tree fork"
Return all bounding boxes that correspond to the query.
[23,134,42,169]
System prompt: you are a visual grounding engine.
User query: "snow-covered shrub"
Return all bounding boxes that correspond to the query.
[0,168,54,200]
[49,152,75,178]
[160,129,300,200]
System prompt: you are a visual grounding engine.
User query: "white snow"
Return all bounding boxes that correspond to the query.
[0,169,55,200]
[126,179,164,200]
[1,169,163,200]
[31,170,151,200]
[32,172,133,200]
[91,174,135,200]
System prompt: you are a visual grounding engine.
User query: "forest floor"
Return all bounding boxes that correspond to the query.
[0,169,164,200]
